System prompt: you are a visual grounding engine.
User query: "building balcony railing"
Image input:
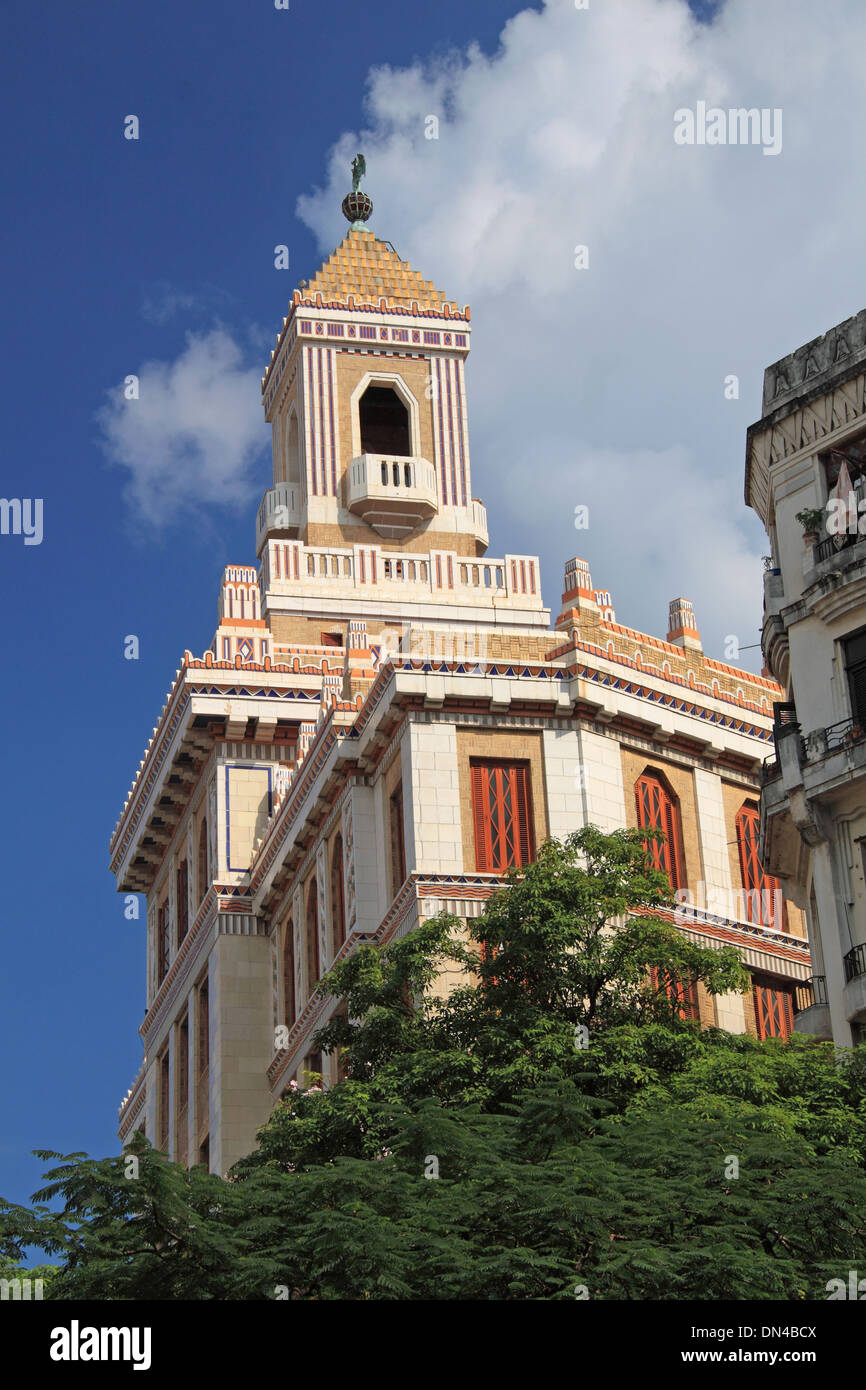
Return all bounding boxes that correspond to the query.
[767,704,866,799]
[760,757,780,785]
[794,975,827,1013]
[345,454,438,539]
[804,717,866,759]
[256,485,302,554]
[258,537,545,615]
[768,701,806,772]
[843,944,866,985]
[470,497,489,548]
[812,475,866,564]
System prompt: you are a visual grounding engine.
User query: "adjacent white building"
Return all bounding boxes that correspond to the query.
[747,307,866,1046]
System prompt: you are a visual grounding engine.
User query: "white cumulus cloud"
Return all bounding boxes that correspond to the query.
[96,329,269,529]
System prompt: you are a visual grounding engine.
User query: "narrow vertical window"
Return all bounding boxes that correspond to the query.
[198,981,209,1074]
[197,818,209,904]
[282,917,295,1029]
[331,836,346,957]
[176,859,189,944]
[175,1017,189,1167]
[196,978,209,1166]
[470,761,533,873]
[158,1051,170,1152]
[390,786,406,896]
[306,880,320,993]
[635,770,684,890]
[844,629,866,727]
[156,898,170,985]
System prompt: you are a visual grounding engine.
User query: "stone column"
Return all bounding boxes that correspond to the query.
[812,842,854,1047]
[404,720,462,873]
[693,768,734,910]
[209,919,274,1176]
[575,727,627,830]
[542,727,587,839]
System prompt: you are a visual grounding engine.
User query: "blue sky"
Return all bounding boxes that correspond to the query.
[2,0,862,1216]
[0,0,552,1213]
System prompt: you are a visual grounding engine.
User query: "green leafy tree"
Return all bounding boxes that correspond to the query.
[4,828,865,1299]
[251,828,749,1167]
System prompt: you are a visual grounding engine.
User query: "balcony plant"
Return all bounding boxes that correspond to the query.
[795,507,825,544]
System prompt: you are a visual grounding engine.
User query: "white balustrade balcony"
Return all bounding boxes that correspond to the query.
[256,485,303,555]
[344,454,438,539]
[470,497,489,549]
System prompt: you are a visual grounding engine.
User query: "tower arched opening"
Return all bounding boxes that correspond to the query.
[359,385,411,457]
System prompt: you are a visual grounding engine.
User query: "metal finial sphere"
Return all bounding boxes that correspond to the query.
[342,190,373,229]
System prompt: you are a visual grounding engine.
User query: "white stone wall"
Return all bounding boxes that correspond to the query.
[575,728,627,831]
[714,989,747,1033]
[542,728,586,839]
[693,768,734,905]
[184,992,196,1165]
[405,721,462,873]
[347,783,382,932]
[209,934,274,1176]
[223,764,273,877]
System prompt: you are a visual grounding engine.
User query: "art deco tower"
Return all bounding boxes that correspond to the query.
[114,164,809,1174]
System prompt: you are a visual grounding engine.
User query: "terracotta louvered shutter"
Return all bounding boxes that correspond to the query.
[736,803,785,928]
[471,763,493,871]
[662,797,681,888]
[652,966,698,1021]
[471,761,533,873]
[513,763,533,867]
[754,977,793,1038]
[492,766,514,869]
[635,772,683,890]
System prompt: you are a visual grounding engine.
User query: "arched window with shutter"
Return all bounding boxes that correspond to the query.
[470,760,533,873]
[635,769,684,889]
[736,801,786,929]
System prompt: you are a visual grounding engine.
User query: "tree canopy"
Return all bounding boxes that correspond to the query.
[3,828,865,1300]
